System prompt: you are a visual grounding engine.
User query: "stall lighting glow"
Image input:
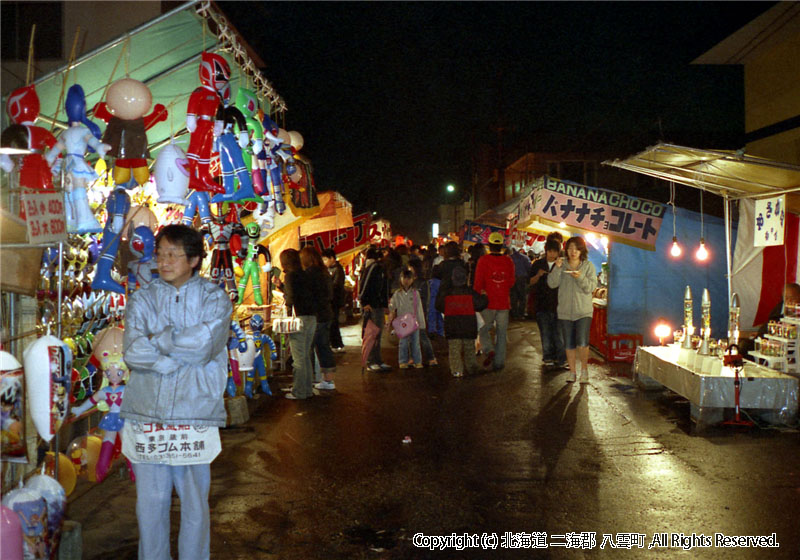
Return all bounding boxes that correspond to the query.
[432,223,439,238]
[696,238,708,261]
[600,236,609,248]
[585,232,597,242]
[446,184,455,193]
[559,222,567,228]
[670,236,682,257]
[654,319,671,345]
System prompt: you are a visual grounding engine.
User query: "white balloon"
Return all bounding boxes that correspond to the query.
[288,131,304,151]
[23,335,71,442]
[154,141,190,206]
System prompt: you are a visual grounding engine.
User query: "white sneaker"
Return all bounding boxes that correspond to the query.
[579,371,589,384]
[566,371,577,383]
[368,364,382,372]
[314,380,336,390]
[333,347,346,353]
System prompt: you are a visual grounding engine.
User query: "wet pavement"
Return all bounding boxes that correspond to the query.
[68,317,800,559]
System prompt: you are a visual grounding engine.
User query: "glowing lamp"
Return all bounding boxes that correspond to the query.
[670,236,682,257]
[654,318,671,345]
[696,238,708,261]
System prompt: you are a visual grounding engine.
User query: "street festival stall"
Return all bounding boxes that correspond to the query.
[605,143,800,429]
[0,2,330,549]
[512,175,730,362]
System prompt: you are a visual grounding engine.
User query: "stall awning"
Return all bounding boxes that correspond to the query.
[604,143,800,212]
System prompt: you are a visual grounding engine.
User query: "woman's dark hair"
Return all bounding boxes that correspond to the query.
[366,247,382,260]
[321,248,337,260]
[408,259,423,277]
[279,248,302,273]
[299,245,324,269]
[156,224,205,272]
[400,268,415,281]
[565,236,589,262]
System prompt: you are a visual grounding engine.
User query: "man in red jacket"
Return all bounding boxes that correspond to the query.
[473,232,516,370]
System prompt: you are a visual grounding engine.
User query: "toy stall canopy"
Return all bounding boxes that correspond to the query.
[607,205,732,344]
[1,0,285,161]
[605,143,800,333]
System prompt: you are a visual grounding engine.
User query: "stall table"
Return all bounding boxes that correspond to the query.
[634,345,798,432]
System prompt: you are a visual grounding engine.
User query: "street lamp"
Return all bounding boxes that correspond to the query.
[446,184,455,193]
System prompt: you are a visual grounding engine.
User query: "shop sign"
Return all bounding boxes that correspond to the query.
[122,421,221,465]
[462,220,506,245]
[21,191,67,244]
[300,212,371,255]
[530,176,666,250]
[753,195,784,247]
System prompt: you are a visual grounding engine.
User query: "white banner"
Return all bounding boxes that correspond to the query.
[753,195,785,247]
[122,421,221,465]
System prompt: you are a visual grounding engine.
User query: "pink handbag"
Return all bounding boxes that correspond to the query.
[391,291,419,338]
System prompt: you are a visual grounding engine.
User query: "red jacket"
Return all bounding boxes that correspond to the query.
[473,253,515,310]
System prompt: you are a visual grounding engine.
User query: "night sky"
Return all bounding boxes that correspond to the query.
[220,2,775,242]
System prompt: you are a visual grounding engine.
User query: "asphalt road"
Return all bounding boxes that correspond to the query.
[69,318,800,559]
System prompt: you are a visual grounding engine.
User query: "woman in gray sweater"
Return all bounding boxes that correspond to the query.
[547,236,597,384]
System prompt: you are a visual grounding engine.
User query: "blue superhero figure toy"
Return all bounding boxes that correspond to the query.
[91,179,133,294]
[248,314,277,397]
[226,320,248,397]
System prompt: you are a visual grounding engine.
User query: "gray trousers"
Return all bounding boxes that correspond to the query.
[448,338,479,375]
[132,462,211,560]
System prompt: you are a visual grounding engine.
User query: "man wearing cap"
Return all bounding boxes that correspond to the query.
[473,232,516,371]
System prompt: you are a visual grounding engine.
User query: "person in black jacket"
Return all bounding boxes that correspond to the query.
[435,266,488,377]
[322,248,347,352]
[530,238,567,369]
[359,247,392,371]
[279,248,318,399]
[301,246,337,390]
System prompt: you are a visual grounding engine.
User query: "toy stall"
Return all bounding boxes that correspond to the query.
[0,2,322,556]
[606,143,800,430]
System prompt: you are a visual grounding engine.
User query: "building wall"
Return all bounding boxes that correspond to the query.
[745,30,800,164]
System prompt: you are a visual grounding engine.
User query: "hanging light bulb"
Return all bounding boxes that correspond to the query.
[670,236,682,257]
[696,238,708,261]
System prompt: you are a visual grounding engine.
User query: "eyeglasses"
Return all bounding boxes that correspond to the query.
[154,250,187,262]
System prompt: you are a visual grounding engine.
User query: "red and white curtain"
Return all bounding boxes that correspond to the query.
[732,199,800,328]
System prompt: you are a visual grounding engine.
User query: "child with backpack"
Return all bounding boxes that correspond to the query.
[388,268,426,369]
[435,266,488,377]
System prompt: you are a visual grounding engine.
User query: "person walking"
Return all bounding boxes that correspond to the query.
[279,248,319,398]
[510,248,532,319]
[530,238,567,369]
[435,266,488,377]
[388,268,426,369]
[409,259,438,366]
[301,246,337,391]
[359,247,392,371]
[322,248,346,352]
[547,236,597,384]
[473,232,516,371]
[121,224,231,560]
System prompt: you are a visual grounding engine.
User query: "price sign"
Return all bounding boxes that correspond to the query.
[20,192,67,244]
[753,195,784,247]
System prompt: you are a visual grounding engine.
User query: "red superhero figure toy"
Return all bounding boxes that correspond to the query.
[185,52,230,194]
[1,85,57,218]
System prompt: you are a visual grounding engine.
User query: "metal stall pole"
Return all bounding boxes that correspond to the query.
[723,195,733,307]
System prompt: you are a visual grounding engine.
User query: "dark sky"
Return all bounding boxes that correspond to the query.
[220,1,775,242]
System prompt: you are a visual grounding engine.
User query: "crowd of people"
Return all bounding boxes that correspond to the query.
[273,231,599,397]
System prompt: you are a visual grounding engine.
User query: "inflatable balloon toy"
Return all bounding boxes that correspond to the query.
[185,52,229,194]
[284,131,319,211]
[127,225,158,291]
[22,333,71,443]
[91,181,131,294]
[226,320,248,397]
[0,503,24,560]
[236,221,271,305]
[203,207,244,302]
[93,78,166,188]
[249,314,277,397]
[1,486,49,559]
[259,113,296,218]
[69,349,128,482]
[153,139,190,205]
[210,94,259,204]
[232,330,256,398]
[236,88,266,197]
[66,434,102,482]
[45,84,109,234]
[26,473,66,556]
[0,84,57,219]
[1,350,26,462]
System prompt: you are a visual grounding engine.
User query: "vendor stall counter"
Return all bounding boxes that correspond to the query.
[635,345,798,432]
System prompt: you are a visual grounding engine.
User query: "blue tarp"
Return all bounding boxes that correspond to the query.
[607,206,733,345]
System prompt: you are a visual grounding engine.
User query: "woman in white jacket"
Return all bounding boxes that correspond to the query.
[547,236,597,384]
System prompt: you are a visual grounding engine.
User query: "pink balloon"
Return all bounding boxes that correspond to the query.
[1,504,24,560]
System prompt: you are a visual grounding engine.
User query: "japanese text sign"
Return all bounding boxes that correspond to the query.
[462,221,507,245]
[21,192,67,244]
[528,176,666,250]
[300,213,371,256]
[753,195,784,247]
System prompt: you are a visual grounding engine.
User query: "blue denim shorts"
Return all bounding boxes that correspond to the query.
[558,317,592,349]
